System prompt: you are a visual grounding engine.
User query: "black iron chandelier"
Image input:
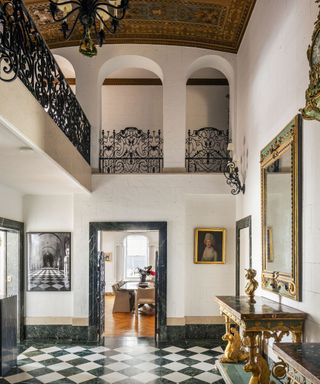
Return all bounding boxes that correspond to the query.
[49,0,129,57]
[224,143,245,195]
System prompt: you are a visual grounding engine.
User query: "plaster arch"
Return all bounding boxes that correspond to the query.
[98,55,164,85]
[186,55,236,144]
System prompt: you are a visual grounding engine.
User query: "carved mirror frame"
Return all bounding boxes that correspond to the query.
[260,115,302,301]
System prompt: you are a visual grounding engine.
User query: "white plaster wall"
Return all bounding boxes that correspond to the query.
[72,174,232,319]
[0,183,23,222]
[186,86,229,132]
[52,44,236,169]
[101,86,163,133]
[23,195,74,318]
[185,195,235,316]
[236,0,320,340]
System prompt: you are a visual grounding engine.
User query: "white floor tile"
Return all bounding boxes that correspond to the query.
[40,347,62,353]
[57,353,79,362]
[83,353,105,361]
[163,362,188,371]
[68,372,96,383]
[76,361,102,371]
[36,372,64,383]
[164,353,185,362]
[163,372,189,383]
[137,353,157,361]
[99,372,127,383]
[5,372,33,383]
[105,362,130,371]
[135,362,158,371]
[89,346,109,353]
[19,362,44,372]
[109,353,133,361]
[212,346,224,353]
[162,346,184,353]
[194,372,222,383]
[187,346,208,353]
[31,353,54,362]
[191,353,212,362]
[65,346,86,353]
[131,372,158,383]
[46,362,73,371]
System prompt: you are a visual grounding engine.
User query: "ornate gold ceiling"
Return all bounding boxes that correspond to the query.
[25,0,256,53]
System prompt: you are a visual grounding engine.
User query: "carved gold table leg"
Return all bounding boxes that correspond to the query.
[243,332,270,384]
[220,315,248,363]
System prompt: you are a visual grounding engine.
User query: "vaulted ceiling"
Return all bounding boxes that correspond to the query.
[25,0,256,53]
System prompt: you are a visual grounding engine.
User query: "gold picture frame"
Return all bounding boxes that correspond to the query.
[104,252,112,262]
[194,228,226,264]
[266,227,274,263]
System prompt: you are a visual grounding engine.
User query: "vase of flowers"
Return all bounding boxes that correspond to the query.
[137,265,155,285]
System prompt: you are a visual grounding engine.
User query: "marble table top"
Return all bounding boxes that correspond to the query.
[215,296,307,320]
[273,343,320,384]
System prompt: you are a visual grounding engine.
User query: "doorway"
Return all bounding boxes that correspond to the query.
[0,217,24,341]
[89,222,167,343]
[101,230,158,337]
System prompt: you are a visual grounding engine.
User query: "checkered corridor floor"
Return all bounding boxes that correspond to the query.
[1,341,226,383]
[28,268,69,291]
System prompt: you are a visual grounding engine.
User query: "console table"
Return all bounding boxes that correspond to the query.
[215,296,307,384]
[273,343,320,384]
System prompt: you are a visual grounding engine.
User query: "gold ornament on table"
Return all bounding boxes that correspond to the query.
[220,327,248,363]
[245,268,258,304]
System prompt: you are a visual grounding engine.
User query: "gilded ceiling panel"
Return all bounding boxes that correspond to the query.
[25,0,256,53]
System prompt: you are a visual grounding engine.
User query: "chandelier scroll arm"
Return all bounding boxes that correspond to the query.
[95,11,118,34]
[49,0,81,22]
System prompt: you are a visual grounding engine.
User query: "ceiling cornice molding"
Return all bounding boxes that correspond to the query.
[66,78,229,86]
[25,0,256,53]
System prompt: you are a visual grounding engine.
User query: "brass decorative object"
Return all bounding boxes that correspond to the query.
[216,296,307,384]
[244,268,258,304]
[220,325,248,363]
[261,115,303,301]
[300,0,320,121]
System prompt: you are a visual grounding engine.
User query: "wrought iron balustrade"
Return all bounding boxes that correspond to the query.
[99,127,163,174]
[185,127,230,173]
[0,0,90,163]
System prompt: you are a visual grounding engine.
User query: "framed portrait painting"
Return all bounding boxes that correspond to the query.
[194,228,226,264]
[27,232,71,291]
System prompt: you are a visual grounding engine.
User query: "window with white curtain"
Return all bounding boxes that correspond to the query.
[124,235,148,279]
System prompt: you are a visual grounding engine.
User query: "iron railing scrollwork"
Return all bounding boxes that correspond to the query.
[0,0,90,163]
[185,127,230,173]
[99,127,163,174]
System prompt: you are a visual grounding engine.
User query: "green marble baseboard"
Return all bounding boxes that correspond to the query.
[167,324,224,342]
[24,325,89,341]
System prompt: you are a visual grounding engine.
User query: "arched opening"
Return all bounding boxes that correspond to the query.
[98,56,164,173]
[185,67,230,173]
[53,54,76,94]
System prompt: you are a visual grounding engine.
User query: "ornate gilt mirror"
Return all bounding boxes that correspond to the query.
[261,115,302,301]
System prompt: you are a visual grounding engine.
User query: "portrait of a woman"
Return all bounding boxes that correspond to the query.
[194,228,226,264]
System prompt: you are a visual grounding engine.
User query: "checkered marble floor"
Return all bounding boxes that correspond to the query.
[1,342,226,383]
[28,268,69,291]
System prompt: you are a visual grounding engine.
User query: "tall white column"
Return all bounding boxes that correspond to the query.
[162,75,187,170]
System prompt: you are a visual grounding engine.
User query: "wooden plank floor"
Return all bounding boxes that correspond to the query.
[104,295,155,337]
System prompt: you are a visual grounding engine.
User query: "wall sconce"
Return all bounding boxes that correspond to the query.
[224,143,245,195]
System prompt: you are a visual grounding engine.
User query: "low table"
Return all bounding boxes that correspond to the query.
[215,296,307,384]
[273,343,320,384]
